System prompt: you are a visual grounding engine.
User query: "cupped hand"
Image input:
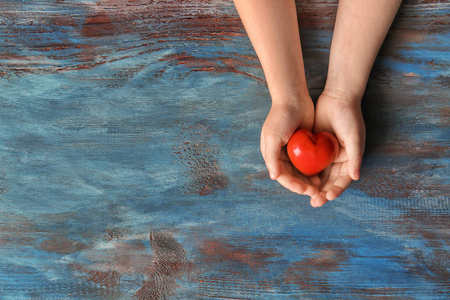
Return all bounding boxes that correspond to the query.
[311,91,366,207]
[260,97,320,197]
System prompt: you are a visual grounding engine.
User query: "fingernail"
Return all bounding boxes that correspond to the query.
[270,171,275,180]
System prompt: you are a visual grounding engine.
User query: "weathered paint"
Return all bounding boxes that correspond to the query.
[0,0,449,299]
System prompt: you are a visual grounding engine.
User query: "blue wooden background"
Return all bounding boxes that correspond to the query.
[0,0,449,299]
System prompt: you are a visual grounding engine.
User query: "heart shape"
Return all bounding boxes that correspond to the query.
[287,129,339,177]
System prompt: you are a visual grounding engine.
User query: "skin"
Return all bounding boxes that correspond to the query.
[234,0,402,207]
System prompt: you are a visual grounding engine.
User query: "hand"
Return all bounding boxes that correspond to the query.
[260,97,320,197]
[311,91,366,207]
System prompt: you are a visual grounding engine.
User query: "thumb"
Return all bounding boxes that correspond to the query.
[345,133,365,181]
[262,134,283,180]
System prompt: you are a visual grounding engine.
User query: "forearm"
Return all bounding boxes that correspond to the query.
[234,0,310,104]
[325,0,402,101]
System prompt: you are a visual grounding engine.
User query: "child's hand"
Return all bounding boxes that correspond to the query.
[311,91,366,207]
[260,98,320,197]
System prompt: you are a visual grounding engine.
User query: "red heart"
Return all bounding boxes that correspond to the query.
[287,129,339,177]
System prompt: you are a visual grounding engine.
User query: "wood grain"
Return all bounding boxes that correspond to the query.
[0,0,448,299]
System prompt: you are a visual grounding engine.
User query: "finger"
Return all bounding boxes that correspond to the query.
[334,146,348,163]
[262,134,283,180]
[309,166,332,207]
[276,173,318,197]
[345,134,365,181]
[326,161,352,200]
[279,150,320,187]
[318,165,332,191]
[280,150,320,189]
[320,162,342,195]
[309,175,321,188]
[311,192,328,208]
[278,148,291,161]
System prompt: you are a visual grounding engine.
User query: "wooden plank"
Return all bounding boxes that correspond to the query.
[0,0,448,299]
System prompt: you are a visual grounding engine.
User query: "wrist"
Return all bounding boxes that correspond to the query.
[269,87,312,109]
[270,94,313,112]
[324,73,367,104]
[322,80,364,105]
